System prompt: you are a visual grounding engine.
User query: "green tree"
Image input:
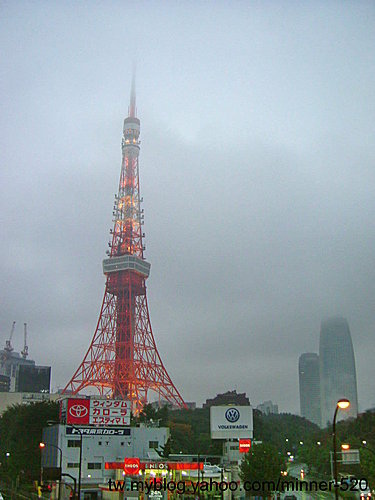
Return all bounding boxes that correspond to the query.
[166,408,318,456]
[137,403,157,422]
[169,422,194,453]
[157,437,172,458]
[359,448,375,490]
[135,403,169,426]
[254,411,319,453]
[298,411,375,484]
[0,401,59,486]
[239,443,286,498]
[298,436,332,478]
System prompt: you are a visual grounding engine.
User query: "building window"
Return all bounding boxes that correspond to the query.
[149,441,158,449]
[121,442,124,446]
[67,463,79,468]
[87,463,101,470]
[98,441,102,446]
[67,440,81,448]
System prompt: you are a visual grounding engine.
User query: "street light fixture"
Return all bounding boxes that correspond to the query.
[341,444,350,451]
[337,400,350,410]
[333,399,350,500]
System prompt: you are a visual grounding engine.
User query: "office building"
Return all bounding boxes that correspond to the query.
[256,400,279,415]
[203,390,250,408]
[0,347,51,394]
[15,364,51,393]
[319,317,358,427]
[41,422,169,498]
[0,374,10,392]
[299,353,321,426]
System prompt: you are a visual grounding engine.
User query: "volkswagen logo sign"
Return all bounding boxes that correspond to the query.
[225,408,240,423]
[69,404,88,418]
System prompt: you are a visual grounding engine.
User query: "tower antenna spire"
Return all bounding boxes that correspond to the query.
[129,63,136,118]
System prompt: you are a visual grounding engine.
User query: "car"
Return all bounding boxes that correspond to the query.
[360,488,371,500]
[203,464,222,474]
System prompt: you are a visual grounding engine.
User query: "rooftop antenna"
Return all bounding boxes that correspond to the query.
[4,321,16,352]
[129,62,136,118]
[21,322,28,359]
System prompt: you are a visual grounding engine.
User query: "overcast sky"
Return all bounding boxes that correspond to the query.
[1,1,375,414]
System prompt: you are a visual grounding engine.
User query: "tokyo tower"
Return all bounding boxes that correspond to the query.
[63,78,186,413]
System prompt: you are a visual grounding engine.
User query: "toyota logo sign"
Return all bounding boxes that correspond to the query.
[69,404,89,418]
[225,408,240,423]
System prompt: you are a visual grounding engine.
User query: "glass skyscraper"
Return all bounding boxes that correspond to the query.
[299,352,321,427]
[319,317,358,428]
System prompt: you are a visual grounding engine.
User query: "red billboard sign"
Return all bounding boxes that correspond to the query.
[123,458,140,475]
[105,461,204,471]
[239,439,251,453]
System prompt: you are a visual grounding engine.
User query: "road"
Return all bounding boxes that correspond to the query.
[283,463,335,500]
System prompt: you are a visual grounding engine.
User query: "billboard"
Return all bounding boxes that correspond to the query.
[239,439,252,453]
[66,427,131,436]
[63,398,130,426]
[123,458,140,475]
[210,405,253,439]
[342,449,360,464]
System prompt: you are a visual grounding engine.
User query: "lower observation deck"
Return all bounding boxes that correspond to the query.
[102,254,151,278]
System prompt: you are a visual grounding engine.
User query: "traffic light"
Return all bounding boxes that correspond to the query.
[40,483,52,492]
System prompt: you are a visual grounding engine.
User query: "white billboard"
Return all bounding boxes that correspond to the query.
[210,405,253,439]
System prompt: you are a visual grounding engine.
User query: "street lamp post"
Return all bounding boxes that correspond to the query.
[39,442,63,500]
[332,399,350,500]
[46,420,83,499]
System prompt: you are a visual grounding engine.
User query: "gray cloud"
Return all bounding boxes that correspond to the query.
[1,1,375,413]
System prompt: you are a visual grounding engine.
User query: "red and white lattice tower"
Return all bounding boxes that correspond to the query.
[63,78,186,413]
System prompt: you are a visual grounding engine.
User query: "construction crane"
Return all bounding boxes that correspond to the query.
[21,323,28,359]
[4,321,16,352]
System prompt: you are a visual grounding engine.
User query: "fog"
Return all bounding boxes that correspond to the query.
[1,1,375,413]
